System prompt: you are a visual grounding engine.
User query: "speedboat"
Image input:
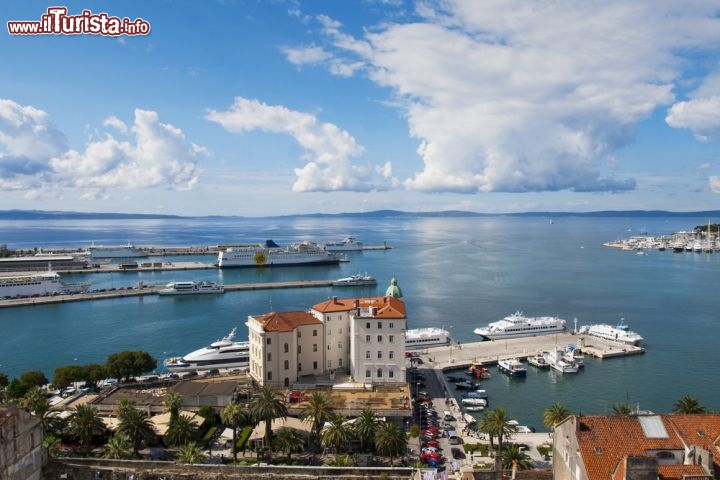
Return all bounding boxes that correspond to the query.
[163,328,249,372]
[473,311,566,340]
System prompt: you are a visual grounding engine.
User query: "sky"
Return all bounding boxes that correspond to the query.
[2,0,720,217]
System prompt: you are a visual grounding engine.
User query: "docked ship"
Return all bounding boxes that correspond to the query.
[404,327,451,349]
[332,274,377,287]
[87,243,147,259]
[0,270,90,298]
[473,311,567,340]
[158,280,224,296]
[216,240,342,268]
[497,358,527,377]
[163,328,249,372]
[323,236,364,252]
[543,349,579,374]
[578,321,643,346]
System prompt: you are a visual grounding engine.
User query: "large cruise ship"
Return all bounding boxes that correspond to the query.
[578,321,644,346]
[87,243,147,259]
[163,328,249,372]
[217,240,342,268]
[405,327,451,349]
[473,311,567,340]
[0,271,90,299]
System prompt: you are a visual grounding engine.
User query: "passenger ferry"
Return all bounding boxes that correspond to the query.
[332,274,377,286]
[404,327,451,349]
[323,236,364,252]
[0,271,90,298]
[217,240,341,268]
[87,243,147,259]
[163,328,249,372]
[158,280,224,296]
[473,311,566,340]
[578,321,643,346]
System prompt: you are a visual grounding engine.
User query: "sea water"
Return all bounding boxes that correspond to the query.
[1,215,718,429]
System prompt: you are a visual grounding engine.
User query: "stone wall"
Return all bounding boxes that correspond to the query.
[0,404,46,480]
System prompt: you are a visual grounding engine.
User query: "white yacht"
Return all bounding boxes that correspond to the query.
[473,311,567,340]
[543,349,579,374]
[87,243,147,259]
[323,236,364,252]
[332,274,377,287]
[217,240,341,268]
[578,321,643,346]
[0,271,90,298]
[163,328,249,372]
[404,327,451,349]
[158,280,224,295]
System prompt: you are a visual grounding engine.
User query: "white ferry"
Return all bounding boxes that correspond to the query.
[473,311,567,340]
[87,243,147,259]
[405,327,451,349]
[578,321,643,346]
[158,280,224,296]
[163,328,249,372]
[0,271,90,298]
[332,274,377,286]
[323,236,364,252]
[217,240,341,268]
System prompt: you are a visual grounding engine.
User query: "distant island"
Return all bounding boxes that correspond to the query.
[1,208,720,221]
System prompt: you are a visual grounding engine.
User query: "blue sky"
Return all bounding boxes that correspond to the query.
[2,0,720,216]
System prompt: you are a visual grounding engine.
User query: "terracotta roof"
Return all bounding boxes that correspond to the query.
[254,311,322,333]
[658,464,710,480]
[312,295,406,318]
[574,415,720,480]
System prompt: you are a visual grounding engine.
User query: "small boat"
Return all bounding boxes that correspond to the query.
[332,274,377,287]
[464,405,485,412]
[543,349,579,374]
[461,397,488,406]
[462,389,488,399]
[158,280,224,295]
[498,358,527,377]
[455,380,481,390]
[527,353,550,369]
[466,364,492,379]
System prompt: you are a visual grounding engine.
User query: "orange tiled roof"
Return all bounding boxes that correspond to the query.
[311,295,406,318]
[574,414,720,480]
[658,464,710,480]
[254,311,321,333]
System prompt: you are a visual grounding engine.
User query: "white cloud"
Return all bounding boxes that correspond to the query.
[710,176,720,194]
[666,86,720,142]
[282,45,332,65]
[206,97,397,192]
[295,0,720,195]
[0,99,202,196]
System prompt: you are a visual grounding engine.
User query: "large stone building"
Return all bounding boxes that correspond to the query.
[553,413,720,480]
[0,404,45,480]
[247,278,407,387]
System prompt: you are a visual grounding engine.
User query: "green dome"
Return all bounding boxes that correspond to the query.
[385,277,403,298]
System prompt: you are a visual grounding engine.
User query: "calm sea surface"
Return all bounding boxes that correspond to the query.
[1,215,719,429]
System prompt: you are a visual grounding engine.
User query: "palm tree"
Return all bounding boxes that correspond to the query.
[502,444,532,478]
[176,441,205,464]
[274,427,306,460]
[321,415,351,454]
[164,392,183,425]
[221,400,249,462]
[612,402,634,415]
[102,433,133,459]
[300,391,333,449]
[68,404,107,455]
[20,386,60,435]
[165,413,198,447]
[479,410,497,448]
[352,408,380,453]
[197,405,219,426]
[374,422,407,466]
[249,385,288,449]
[117,402,157,457]
[673,395,707,414]
[543,402,571,430]
[484,407,514,467]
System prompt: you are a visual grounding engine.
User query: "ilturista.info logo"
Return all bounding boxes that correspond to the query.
[7,7,151,36]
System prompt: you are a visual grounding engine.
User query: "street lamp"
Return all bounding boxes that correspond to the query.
[448,326,454,363]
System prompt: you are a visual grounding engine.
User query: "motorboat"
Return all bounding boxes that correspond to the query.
[497,358,527,377]
[527,353,550,369]
[543,349,579,374]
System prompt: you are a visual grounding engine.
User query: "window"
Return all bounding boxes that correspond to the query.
[284,360,289,370]
[389,322,394,329]
[313,344,318,352]
[267,353,272,362]
[313,329,317,336]
[365,335,371,342]
[338,327,342,334]
[366,350,371,359]
[389,370,394,378]
[365,369,371,378]
[366,322,371,329]
[298,330,302,338]
[326,316,331,322]
[389,335,394,343]
[337,342,343,349]
[377,335,383,343]
[338,315,342,320]
[328,360,332,368]
[378,322,382,329]
[283,343,289,353]
[313,361,318,369]
[267,371,272,380]
[298,363,302,372]
[378,351,383,359]
[298,345,302,354]
[327,345,331,350]
[339,358,343,367]
[389,351,395,359]
[377,368,383,378]
[266,338,271,345]
[327,329,332,336]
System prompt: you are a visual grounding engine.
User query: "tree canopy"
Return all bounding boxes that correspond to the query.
[105,351,157,380]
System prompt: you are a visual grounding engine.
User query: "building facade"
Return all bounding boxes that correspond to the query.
[0,404,45,480]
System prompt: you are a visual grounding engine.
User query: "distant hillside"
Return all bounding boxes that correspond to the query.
[1,209,719,220]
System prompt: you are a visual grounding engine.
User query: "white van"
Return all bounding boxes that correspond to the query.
[448,430,460,444]
[443,410,453,421]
